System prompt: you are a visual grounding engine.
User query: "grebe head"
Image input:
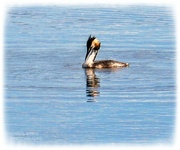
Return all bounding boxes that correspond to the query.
[85,35,101,61]
[82,35,101,68]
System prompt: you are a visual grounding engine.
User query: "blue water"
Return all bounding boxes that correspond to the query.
[5,6,175,145]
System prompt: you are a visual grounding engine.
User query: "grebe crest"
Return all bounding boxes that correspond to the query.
[82,35,129,68]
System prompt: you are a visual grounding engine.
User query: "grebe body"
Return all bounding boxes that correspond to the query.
[82,35,129,69]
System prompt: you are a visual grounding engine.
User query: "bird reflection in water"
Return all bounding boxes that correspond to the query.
[85,68,100,102]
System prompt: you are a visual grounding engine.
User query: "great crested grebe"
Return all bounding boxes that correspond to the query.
[82,35,129,68]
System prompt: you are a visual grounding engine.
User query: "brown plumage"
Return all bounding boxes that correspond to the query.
[93,60,129,68]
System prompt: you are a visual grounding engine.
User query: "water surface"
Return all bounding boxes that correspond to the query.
[5,6,175,145]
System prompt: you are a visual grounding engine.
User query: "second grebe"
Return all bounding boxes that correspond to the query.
[82,35,129,68]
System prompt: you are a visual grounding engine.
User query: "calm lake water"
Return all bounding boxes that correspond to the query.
[5,6,176,145]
